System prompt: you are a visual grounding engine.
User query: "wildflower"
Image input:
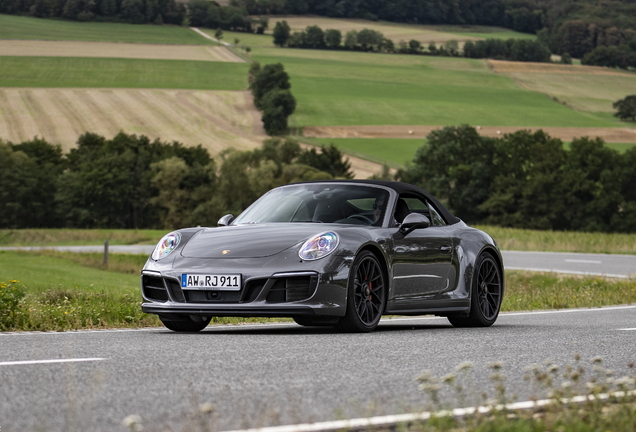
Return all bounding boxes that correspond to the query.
[442,373,457,384]
[488,361,504,371]
[199,402,215,413]
[122,414,143,431]
[455,361,473,372]
[592,356,603,365]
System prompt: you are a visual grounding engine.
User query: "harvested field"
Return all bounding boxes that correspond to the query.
[267,16,482,44]
[0,88,265,154]
[488,59,635,76]
[0,40,243,62]
[487,60,636,114]
[304,125,636,142]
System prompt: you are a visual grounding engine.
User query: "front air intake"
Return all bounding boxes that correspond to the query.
[141,275,169,302]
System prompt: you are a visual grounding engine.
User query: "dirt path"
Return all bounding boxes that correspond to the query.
[304,125,636,142]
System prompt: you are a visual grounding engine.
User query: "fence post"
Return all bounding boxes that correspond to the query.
[104,240,109,265]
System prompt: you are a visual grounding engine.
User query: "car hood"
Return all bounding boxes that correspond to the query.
[180,224,332,259]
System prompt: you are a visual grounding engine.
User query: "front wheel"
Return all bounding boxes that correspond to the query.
[448,253,503,328]
[335,251,386,333]
[160,316,211,332]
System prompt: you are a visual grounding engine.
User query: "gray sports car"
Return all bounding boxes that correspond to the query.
[141,180,504,332]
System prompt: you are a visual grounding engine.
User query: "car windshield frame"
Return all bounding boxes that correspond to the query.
[232,183,392,227]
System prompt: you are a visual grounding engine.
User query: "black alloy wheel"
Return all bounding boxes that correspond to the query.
[448,253,503,328]
[160,316,211,332]
[336,250,386,332]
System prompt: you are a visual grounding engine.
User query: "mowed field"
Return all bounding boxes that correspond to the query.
[0,88,264,153]
[251,47,620,128]
[0,14,216,44]
[262,16,536,45]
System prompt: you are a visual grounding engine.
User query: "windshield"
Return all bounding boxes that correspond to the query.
[233,184,390,226]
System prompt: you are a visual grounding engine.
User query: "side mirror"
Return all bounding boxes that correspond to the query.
[217,214,234,227]
[399,213,430,235]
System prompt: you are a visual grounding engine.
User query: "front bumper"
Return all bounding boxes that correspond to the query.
[140,252,352,318]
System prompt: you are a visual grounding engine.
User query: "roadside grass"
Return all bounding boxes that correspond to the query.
[252,47,619,128]
[410,356,636,432]
[0,14,215,45]
[503,271,636,311]
[478,225,636,255]
[0,56,249,89]
[0,228,165,246]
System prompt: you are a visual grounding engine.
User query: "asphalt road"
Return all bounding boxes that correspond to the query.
[1,306,635,432]
[2,246,635,278]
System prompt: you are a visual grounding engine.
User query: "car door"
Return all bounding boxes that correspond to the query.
[389,195,454,305]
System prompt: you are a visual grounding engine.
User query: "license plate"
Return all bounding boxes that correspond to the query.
[181,274,241,290]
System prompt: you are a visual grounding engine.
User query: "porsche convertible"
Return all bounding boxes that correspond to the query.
[141,180,504,332]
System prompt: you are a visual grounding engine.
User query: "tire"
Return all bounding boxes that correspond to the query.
[160,316,211,332]
[293,317,340,327]
[335,250,387,333]
[448,253,503,328]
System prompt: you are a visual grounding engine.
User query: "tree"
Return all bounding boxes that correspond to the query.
[325,29,342,49]
[297,145,353,179]
[357,28,383,51]
[261,88,296,118]
[249,63,291,108]
[613,95,636,122]
[409,39,422,53]
[261,105,287,135]
[344,30,358,49]
[214,29,223,40]
[304,25,325,48]
[273,20,290,47]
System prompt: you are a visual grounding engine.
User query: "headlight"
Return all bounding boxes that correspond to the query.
[299,232,339,261]
[152,232,181,260]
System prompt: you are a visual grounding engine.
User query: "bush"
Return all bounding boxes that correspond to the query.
[613,95,636,122]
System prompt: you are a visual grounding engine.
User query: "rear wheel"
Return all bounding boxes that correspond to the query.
[160,316,211,332]
[448,253,503,328]
[335,251,386,333]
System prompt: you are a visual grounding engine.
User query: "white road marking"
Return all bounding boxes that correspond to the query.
[0,357,106,366]
[564,259,602,264]
[616,328,636,331]
[221,390,636,432]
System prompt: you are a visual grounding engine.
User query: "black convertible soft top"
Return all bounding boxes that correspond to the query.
[294,180,461,225]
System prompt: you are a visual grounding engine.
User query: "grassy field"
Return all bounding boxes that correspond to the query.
[209,29,275,47]
[252,47,619,128]
[477,225,636,254]
[0,14,215,45]
[0,56,249,89]
[0,229,166,246]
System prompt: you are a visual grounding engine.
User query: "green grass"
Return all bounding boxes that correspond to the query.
[0,56,249,89]
[313,137,425,167]
[564,142,636,152]
[0,14,215,45]
[252,47,619,128]
[421,24,537,40]
[477,225,636,255]
[0,228,166,246]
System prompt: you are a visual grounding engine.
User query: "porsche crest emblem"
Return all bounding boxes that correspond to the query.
[222,250,230,255]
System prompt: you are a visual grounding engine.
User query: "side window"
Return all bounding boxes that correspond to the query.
[427,201,447,226]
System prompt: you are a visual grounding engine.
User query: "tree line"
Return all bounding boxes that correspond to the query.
[232,0,636,61]
[249,62,296,135]
[0,133,352,230]
[273,22,552,63]
[396,125,636,233]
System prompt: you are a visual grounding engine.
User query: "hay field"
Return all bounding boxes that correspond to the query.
[0,40,244,62]
[488,60,636,114]
[0,88,265,154]
[265,16,533,45]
